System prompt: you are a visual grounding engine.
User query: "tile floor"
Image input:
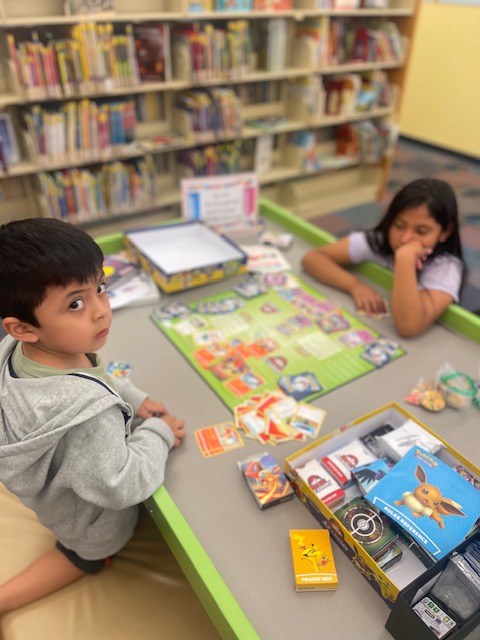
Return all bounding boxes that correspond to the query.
[309,137,480,313]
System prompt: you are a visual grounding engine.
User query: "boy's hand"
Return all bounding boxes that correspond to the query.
[350,281,385,316]
[160,414,186,448]
[136,397,168,420]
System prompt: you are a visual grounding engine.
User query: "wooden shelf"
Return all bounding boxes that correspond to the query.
[0,6,415,27]
[0,0,419,228]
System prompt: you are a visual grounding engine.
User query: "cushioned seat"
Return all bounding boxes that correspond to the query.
[0,484,220,640]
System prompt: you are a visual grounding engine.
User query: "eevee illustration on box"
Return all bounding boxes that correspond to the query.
[394,464,466,529]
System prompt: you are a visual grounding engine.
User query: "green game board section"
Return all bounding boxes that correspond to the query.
[152,275,405,411]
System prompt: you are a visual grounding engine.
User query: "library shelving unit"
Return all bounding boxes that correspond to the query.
[0,0,419,235]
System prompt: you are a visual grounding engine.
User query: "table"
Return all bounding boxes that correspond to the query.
[98,199,480,640]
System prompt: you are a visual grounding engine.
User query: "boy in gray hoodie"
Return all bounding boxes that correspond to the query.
[0,218,185,612]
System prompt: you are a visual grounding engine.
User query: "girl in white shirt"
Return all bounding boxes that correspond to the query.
[302,178,466,338]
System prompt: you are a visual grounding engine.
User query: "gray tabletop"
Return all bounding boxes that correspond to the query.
[100,223,480,640]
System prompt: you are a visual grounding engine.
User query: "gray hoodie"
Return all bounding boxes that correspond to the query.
[0,335,175,560]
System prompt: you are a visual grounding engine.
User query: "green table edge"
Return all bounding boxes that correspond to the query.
[144,489,260,640]
[95,197,480,640]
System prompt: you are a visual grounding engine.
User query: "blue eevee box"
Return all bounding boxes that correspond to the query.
[366,446,480,561]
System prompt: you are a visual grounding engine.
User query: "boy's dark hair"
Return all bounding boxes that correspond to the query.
[0,218,104,326]
[366,178,464,264]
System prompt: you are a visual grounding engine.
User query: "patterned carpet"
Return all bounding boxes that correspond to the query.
[309,137,480,313]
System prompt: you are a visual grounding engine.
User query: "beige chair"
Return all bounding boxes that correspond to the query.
[0,484,220,640]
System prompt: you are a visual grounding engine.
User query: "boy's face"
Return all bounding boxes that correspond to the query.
[25,273,112,367]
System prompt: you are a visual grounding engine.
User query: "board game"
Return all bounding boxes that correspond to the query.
[151,274,405,411]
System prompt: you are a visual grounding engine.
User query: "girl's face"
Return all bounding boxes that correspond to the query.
[388,204,452,252]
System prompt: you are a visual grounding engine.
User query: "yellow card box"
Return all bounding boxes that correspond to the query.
[124,222,247,293]
[290,529,338,591]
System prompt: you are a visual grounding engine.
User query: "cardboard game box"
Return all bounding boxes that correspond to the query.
[285,403,480,608]
[289,529,338,591]
[124,222,247,293]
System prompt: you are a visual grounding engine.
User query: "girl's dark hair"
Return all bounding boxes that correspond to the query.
[366,178,464,265]
[0,218,104,326]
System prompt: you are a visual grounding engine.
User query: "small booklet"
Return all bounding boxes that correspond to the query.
[108,271,160,310]
[240,244,292,274]
[103,252,140,290]
[366,446,480,560]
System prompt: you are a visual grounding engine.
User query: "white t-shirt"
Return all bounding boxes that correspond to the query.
[348,231,463,303]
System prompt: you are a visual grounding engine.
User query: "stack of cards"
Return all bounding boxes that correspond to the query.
[321,439,378,487]
[429,538,480,625]
[375,419,445,461]
[295,458,345,508]
[290,529,339,591]
[358,297,390,319]
[238,451,294,509]
[234,391,326,445]
[360,337,402,368]
[351,459,392,496]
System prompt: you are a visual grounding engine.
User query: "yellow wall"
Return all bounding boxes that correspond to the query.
[400,2,480,158]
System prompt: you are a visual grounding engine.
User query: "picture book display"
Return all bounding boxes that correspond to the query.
[238,451,294,508]
[152,274,405,411]
[366,446,480,560]
[133,23,171,82]
[289,529,339,591]
[181,173,259,234]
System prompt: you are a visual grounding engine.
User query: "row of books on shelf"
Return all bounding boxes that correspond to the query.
[38,154,167,223]
[324,69,393,115]
[0,72,395,169]
[5,18,403,101]
[64,0,294,13]
[7,21,179,100]
[292,17,403,68]
[19,89,243,165]
[172,21,252,82]
[289,119,398,168]
[285,69,393,121]
[34,118,395,222]
[178,140,242,176]
[63,0,393,15]
[23,99,137,164]
[175,88,242,139]
[336,119,399,162]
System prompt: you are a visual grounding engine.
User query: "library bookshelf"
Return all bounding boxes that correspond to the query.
[0,0,418,235]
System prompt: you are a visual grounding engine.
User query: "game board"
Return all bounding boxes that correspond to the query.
[151,274,405,411]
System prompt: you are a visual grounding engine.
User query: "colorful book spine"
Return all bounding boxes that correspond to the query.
[38,154,166,222]
[24,98,136,165]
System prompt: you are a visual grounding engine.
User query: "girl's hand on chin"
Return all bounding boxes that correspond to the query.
[395,241,432,270]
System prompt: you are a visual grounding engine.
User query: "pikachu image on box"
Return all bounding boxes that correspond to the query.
[394,464,466,529]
